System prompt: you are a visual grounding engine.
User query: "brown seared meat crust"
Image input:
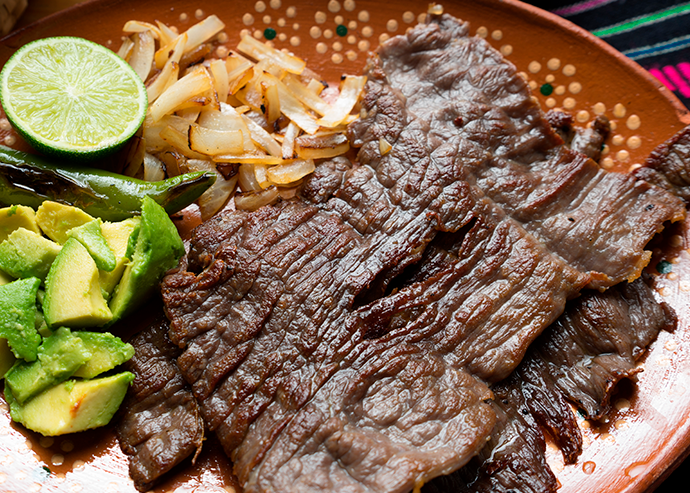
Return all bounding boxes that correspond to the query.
[362,14,683,289]
[422,275,675,493]
[116,314,204,492]
[158,14,684,493]
[633,125,690,203]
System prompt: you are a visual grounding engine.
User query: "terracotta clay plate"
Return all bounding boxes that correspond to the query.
[1,0,690,492]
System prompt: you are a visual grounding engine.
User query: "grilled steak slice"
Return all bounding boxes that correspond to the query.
[356,14,684,289]
[116,314,204,492]
[633,125,690,203]
[422,275,676,493]
[163,199,502,493]
[161,14,684,493]
[545,110,610,162]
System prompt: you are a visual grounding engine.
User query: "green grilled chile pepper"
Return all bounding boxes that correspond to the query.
[0,145,215,221]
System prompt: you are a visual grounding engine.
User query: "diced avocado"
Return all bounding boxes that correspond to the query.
[6,371,135,436]
[0,228,62,281]
[43,238,113,328]
[0,269,14,285]
[0,205,41,244]
[4,327,91,404]
[107,197,184,325]
[0,277,41,361]
[0,338,16,378]
[36,201,94,244]
[67,219,117,272]
[72,331,134,379]
[125,220,141,259]
[34,290,52,338]
[99,217,140,297]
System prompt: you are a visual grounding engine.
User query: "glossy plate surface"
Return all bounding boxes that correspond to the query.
[1,1,689,492]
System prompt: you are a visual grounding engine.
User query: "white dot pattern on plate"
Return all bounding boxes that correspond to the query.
[547,57,561,70]
[627,136,642,149]
[328,0,341,12]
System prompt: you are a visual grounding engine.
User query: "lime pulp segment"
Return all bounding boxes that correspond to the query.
[0,37,147,157]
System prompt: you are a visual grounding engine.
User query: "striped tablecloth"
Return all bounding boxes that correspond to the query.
[527,0,690,109]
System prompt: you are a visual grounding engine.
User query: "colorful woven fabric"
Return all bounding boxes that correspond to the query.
[527,0,690,109]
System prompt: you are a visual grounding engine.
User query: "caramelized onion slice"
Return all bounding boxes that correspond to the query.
[149,68,213,122]
[234,186,280,211]
[188,124,244,155]
[267,159,315,185]
[187,158,238,220]
[295,133,350,160]
[317,76,367,128]
[237,34,306,75]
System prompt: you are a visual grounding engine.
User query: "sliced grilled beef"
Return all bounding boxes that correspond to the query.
[160,14,684,493]
[545,109,610,162]
[116,314,204,492]
[421,275,676,493]
[357,14,684,288]
[163,199,501,493]
[633,125,690,203]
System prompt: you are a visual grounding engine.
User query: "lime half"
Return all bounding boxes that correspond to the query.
[0,36,147,161]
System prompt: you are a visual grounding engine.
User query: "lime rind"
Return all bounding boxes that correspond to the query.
[0,36,147,162]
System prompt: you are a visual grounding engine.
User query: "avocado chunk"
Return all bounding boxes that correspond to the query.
[99,217,140,297]
[0,205,41,244]
[43,238,113,328]
[72,331,134,379]
[108,196,184,325]
[36,201,94,244]
[0,338,16,378]
[0,228,62,282]
[0,268,14,285]
[0,277,41,361]
[6,371,135,436]
[4,327,91,404]
[67,219,117,272]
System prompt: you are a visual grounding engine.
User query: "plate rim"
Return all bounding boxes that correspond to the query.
[0,1,689,492]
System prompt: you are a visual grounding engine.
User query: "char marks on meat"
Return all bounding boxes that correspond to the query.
[160,14,684,493]
[356,14,683,288]
[423,275,676,493]
[116,314,204,492]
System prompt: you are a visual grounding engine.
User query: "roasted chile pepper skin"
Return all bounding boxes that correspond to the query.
[0,146,216,221]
